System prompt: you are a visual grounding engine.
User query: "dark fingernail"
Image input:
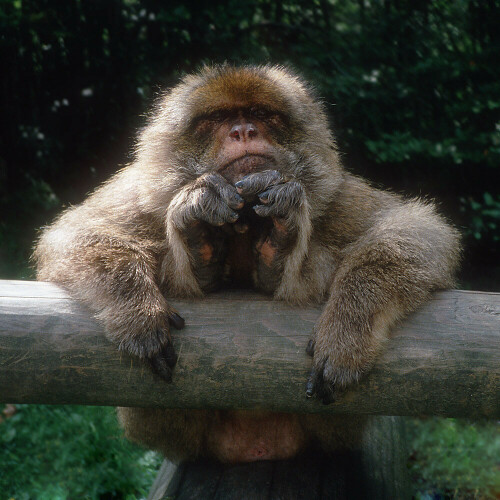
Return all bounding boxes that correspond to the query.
[169,313,185,329]
[306,339,315,356]
[235,193,244,203]
[235,180,244,189]
[306,370,316,398]
[230,211,239,222]
[306,382,315,398]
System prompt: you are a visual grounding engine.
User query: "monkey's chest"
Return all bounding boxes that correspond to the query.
[191,208,277,292]
[224,229,256,287]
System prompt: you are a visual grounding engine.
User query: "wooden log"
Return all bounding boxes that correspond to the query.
[0,280,498,418]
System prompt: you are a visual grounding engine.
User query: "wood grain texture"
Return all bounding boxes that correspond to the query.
[0,280,498,418]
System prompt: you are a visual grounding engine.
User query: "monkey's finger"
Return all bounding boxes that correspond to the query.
[195,190,239,226]
[320,362,337,405]
[224,189,245,210]
[202,173,244,210]
[198,209,239,226]
[306,338,315,357]
[149,353,173,382]
[309,362,335,405]
[254,181,305,218]
[306,368,317,398]
[162,342,178,368]
[218,184,244,210]
[168,312,185,330]
[235,170,283,197]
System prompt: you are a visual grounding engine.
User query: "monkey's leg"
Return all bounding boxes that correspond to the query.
[166,173,244,295]
[235,170,312,298]
[306,202,460,403]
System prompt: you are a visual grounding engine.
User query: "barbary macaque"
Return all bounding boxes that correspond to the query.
[35,65,460,463]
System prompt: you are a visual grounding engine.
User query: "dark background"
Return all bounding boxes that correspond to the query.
[1,0,499,289]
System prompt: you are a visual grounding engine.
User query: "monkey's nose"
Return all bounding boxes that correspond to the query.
[229,123,258,141]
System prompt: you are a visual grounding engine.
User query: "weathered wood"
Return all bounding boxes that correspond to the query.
[359,416,411,499]
[153,417,411,499]
[0,280,499,418]
[147,460,180,500]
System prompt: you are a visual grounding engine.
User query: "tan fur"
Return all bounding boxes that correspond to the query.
[34,65,461,462]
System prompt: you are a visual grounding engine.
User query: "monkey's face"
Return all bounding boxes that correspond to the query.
[193,106,290,184]
[171,67,314,184]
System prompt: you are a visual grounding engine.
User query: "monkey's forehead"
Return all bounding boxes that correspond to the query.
[174,65,315,115]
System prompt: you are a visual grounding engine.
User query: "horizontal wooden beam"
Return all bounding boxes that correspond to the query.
[0,280,498,418]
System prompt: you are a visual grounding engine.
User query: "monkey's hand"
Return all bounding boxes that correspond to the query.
[235,170,310,293]
[235,170,305,225]
[305,242,407,403]
[169,172,244,229]
[97,256,186,382]
[305,311,373,404]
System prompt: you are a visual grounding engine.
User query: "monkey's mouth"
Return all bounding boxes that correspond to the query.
[219,154,274,184]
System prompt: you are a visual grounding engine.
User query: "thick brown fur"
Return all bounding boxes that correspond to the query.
[34,65,461,463]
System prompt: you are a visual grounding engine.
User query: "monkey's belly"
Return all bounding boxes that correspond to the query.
[208,411,306,463]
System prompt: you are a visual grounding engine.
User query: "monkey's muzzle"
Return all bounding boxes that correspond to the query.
[219,154,273,183]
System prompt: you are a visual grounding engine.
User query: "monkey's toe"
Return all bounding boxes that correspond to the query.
[148,343,177,382]
[149,352,174,382]
[306,364,337,404]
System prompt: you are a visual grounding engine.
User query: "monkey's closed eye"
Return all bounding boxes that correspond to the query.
[250,107,287,132]
[207,110,227,122]
[250,107,270,120]
[193,110,231,135]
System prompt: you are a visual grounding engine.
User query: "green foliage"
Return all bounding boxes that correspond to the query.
[460,192,500,242]
[0,0,499,281]
[0,404,162,499]
[408,418,500,499]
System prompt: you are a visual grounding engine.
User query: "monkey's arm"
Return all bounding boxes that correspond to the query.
[307,200,461,403]
[33,166,190,380]
[165,172,244,295]
[235,170,313,300]
[35,215,184,380]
